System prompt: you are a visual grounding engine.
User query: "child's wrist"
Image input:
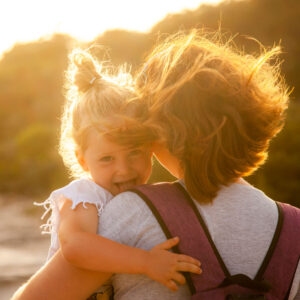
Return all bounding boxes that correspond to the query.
[137,249,151,275]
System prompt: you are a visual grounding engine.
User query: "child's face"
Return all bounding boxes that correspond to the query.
[77,130,153,195]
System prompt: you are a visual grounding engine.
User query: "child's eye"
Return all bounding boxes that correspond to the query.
[129,149,143,157]
[99,156,113,163]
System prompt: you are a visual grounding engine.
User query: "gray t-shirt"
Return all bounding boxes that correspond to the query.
[98,182,300,299]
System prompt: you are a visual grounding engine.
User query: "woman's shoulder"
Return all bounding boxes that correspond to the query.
[100,189,155,227]
[99,188,165,247]
[105,190,148,212]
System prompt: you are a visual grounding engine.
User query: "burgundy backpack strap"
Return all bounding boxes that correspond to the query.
[131,183,300,298]
[130,182,229,295]
[255,202,300,299]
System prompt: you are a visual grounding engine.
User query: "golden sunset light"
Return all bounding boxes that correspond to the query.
[1,0,300,298]
[1,0,221,56]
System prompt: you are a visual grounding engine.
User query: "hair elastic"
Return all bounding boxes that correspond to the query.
[89,77,97,85]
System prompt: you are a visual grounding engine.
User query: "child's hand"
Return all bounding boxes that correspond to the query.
[145,237,202,291]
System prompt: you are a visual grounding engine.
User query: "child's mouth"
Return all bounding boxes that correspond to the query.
[114,179,137,193]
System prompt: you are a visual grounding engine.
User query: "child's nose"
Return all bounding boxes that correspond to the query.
[115,158,132,176]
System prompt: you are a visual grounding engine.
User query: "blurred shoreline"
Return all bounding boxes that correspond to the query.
[0,195,49,299]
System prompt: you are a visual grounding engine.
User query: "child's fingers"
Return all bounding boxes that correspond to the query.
[171,272,186,285]
[177,254,201,266]
[176,262,202,274]
[165,280,178,291]
[152,237,179,250]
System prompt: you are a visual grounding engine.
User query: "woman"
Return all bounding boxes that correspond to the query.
[12,30,300,300]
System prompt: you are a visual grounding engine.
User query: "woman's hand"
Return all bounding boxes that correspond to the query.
[145,237,202,291]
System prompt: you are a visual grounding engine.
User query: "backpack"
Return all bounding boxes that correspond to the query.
[131,182,300,300]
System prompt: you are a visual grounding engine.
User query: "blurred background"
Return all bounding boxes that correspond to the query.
[0,0,299,298]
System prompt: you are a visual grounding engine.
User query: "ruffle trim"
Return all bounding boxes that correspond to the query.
[34,179,112,235]
[34,198,53,234]
[34,195,107,234]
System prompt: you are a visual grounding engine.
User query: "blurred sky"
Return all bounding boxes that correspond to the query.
[0,0,221,57]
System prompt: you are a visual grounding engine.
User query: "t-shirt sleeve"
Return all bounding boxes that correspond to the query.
[48,178,113,216]
[35,178,113,260]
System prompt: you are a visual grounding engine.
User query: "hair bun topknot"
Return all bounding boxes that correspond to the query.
[71,50,103,93]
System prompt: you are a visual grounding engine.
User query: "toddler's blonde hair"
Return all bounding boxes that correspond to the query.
[60,49,155,178]
[136,29,290,203]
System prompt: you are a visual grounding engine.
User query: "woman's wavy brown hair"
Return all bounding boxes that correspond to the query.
[136,29,290,203]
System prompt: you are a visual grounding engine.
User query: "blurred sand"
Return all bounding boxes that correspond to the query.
[0,195,49,299]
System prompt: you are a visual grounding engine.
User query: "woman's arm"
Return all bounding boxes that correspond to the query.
[11,250,111,300]
[58,198,201,291]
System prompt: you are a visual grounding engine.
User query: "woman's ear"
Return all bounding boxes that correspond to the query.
[75,149,89,172]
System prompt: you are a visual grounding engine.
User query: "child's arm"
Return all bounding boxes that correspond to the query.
[58,198,202,291]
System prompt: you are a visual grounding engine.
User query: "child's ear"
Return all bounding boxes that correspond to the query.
[75,149,89,172]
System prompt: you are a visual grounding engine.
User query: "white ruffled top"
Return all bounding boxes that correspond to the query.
[36,178,113,260]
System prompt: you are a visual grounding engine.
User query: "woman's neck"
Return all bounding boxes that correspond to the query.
[153,142,183,179]
[235,178,251,186]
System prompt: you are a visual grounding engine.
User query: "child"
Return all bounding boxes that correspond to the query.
[37,49,201,297]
